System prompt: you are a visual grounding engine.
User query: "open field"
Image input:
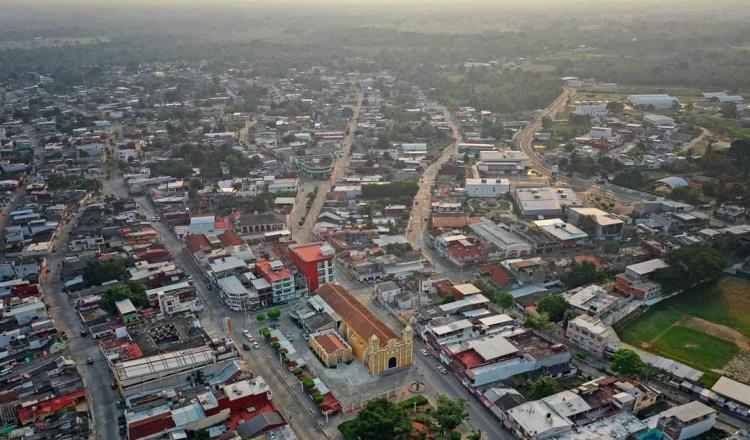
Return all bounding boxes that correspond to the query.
[619,277,750,383]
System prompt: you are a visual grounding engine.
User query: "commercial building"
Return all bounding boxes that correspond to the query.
[465,178,510,198]
[532,219,588,247]
[315,284,413,375]
[513,187,582,217]
[291,153,335,178]
[504,390,590,439]
[477,149,530,178]
[256,259,297,303]
[469,218,532,259]
[289,241,336,292]
[565,314,610,356]
[567,207,625,240]
[563,284,619,318]
[627,94,679,110]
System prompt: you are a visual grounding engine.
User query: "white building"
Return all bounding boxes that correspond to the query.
[505,390,591,440]
[465,178,510,198]
[469,218,532,259]
[513,187,582,217]
[653,401,716,440]
[477,149,530,178]
[566,314,610,356]
[627,94,679,110]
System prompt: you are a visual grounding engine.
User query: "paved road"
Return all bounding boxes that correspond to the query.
[515,86,576,177]
[293,93,362,243]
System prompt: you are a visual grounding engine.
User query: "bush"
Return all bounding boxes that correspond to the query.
[292,368,303,376]
[396,395,429,410]
[338,420,358,440]
[313,394,325,404]
[450,431,462,440]
[267,307,281,319]
[256,313,266,322]
[271,342,281,350]
[260,328,271,338]
[302,378,315,389]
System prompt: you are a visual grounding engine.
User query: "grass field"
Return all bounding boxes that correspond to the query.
[619,277,750,378]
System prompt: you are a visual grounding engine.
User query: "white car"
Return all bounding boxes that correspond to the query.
[419,348,429,356]
[252,342,260,349]
[437,365,448,374]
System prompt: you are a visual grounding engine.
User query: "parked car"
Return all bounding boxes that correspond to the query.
[419,348,429,356]
[86,357,94,365]
[243,342,252,350]
[252,342,260,349]
[437,365,448,374]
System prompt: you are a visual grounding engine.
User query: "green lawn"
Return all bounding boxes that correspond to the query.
[651,326,739,371]
[619,277,750,374]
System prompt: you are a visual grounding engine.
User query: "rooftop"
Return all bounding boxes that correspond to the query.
[289,241,336,262]
[316,283,399,346]
[313,330,351,355]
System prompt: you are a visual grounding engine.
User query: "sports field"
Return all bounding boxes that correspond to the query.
[619,277,750,383]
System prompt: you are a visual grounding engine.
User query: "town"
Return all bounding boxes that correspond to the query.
[1,2,750,440]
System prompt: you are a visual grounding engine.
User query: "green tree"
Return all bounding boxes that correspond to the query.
[524,312,553,331]
[100,281,148,313]
[267,307,281,320]
[186,429,210,440]
[562,261,603,289]
[467,430,483,440]
[193,370,205,385]
[611,349,646,376]
[577,215,597,237]
[433,395,468,436]
[537,294,568,323]
[493,291,515,310]
[603,241,621,254]
[83,258,128,285]
[350,398,411,440]
[650,245,727,292]
[527,376,560,400]
[256,313,266,322]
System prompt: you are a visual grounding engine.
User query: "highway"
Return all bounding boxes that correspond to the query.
[292,92,362,243]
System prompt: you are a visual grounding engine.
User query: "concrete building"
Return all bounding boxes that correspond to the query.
[563,284,619,318]
[504,390,590,439]
[615,258,668,300]
[308,329,353,368]
[465,178,510,198]
[289,242,336,292]
[566,314,610,356]
[469,218,532,260]
[477,149,530,178]
[655,401,716,440]
[513,187,582,217]
[567,207,624,241]
[315,284,413,375]
[532,219,588,247]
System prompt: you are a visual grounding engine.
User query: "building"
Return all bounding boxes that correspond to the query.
[315,284,412,375]
[308,329,353,367]
[146,281,203,316]
[469,218,532,259]
[234,213,285,236]
[116,298,139,325]
[434,234,486,267]
[291,154,335,178]
[567,207,625,240]
[655,401,716,440]
[256,259,296,303]
[513,187,582,217]
[504,390,591,439]
[644,114,676,127]
[563,284,619,317]
[532,219,588,247]
[289,242,336,292]
[465,178,510,198]
[627,94,679,110]
[477,149,530,178]
[566,314,610,356]
[615,259,668,300]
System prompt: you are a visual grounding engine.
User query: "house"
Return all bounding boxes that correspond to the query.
[256,259,296,303]
[563,284,619,317]
[532,219,588,248]
[654,401,716,440]
[504,390,590,439]
[116,298,139,324]
[566,314,609,356]
[615,259,668,300]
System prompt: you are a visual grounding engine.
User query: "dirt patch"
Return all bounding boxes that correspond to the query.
[721,352,750,384]
[684,343,698,349]
[640,342,652,349]
[679,316,750,352]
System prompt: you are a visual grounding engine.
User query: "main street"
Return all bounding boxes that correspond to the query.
[515,86,576,178]
[405,109,465,281]
[292,92,363,243]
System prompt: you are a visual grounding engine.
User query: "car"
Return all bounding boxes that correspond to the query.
[86,357,94,365]
[419,348,429,356]
[242,342,252,350]
[80,329,87,337]
[252,342,260,349]
[437,365,448,374]
[110,381,118,390]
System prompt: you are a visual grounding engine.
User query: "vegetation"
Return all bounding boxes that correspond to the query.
[83,258,128,285]
[267,307,281,320]
[536,294,569,323]
[432,395,469,437]
[47,175,102,192]
[344,398,411,440]
[650,245,727,293]
[561,261,604,289]
[610,349,646,376]
[361,181,419,203]
[101,281,148,313]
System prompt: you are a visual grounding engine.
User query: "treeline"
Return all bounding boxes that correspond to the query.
[362,182,419,202]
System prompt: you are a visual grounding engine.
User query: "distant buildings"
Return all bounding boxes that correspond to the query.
[627,94,679,110]
[477,149,530,178]
[513,187,582,217]
[465,178,510,198]
[568,207,625,241]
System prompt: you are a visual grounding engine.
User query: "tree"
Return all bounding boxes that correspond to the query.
[524,312,553,331]
[83,258,128,286]
[349,398,411,440]
[267,307,281,320]
[577,215,597,237]
[603,241,621,254]
[537,294,568,323]
[256,313,266,322]
[433,396,468,436]
[193,370,205,385]
[651,245,727,292]
[100,281,148,313]
[527,376,560,400]
[493,291,515,310]
[186,429,210,440]
[720,102,737,119]
[562,261,603,288]
[606,101,625,114]
[611,349,645,376]
[467,430,483,440]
